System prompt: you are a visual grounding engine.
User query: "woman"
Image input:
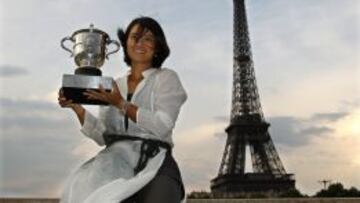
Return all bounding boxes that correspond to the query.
[58,16,187,203]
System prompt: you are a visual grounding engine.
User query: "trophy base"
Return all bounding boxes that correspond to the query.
[62,87,110,105]
[75,67,102,76]
[62,74,113,105]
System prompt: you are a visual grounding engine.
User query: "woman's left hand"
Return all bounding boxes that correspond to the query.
[84,81,124,106]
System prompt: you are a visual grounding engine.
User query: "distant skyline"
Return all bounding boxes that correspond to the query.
[1,0,359,198]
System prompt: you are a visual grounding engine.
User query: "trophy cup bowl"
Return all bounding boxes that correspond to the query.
[60,24,120,105]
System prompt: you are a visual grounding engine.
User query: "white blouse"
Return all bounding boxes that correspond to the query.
[60,68,187,203]
[80,67,187,146]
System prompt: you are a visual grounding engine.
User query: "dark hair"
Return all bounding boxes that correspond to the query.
[117,16,170,68]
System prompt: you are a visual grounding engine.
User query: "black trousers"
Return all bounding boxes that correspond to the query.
[122,152,185,203]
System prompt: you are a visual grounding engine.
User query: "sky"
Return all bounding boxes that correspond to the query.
[1,0,359,198]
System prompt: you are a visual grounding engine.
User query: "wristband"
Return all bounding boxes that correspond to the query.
[119,100,129,115]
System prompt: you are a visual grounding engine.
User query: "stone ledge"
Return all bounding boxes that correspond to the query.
[186,199,360,203]
[0,199,58,203]
[0,198,359,203]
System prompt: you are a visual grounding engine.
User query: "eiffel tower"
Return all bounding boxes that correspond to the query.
[210,0,295,197]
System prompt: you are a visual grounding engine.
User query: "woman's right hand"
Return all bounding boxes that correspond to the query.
[58,88,85,125]
[58,88,80,109]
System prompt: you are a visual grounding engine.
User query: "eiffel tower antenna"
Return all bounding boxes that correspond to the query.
[210,0,295,197]
[318,179,332,190]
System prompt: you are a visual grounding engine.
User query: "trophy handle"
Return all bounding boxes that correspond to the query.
[61,36,75,56]
[105,39,121,59]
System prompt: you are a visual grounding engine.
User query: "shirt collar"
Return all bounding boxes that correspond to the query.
[126,67,157,79]
[141,68,157,78]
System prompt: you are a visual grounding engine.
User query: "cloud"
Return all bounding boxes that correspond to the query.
[173,122,227,192]
[0,97,65,122]
[310,112,349,122]
[298,126,332,136]
[268,116,333,147]
[261,65,359,117]
[212,112,342,148]
[269,111,350,149]
[174,108,360,195]
[213,116,228,123]
[249,0,359,117]
[0,97,92,197]
[273,109,360,195]
[0,65,29,77]
[283,119,360,195]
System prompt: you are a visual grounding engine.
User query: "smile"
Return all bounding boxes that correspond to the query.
[134,49,146,54]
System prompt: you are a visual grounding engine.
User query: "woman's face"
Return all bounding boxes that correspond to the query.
[126,24,156,66]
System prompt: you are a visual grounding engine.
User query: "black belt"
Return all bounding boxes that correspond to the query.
[103,134,172,174]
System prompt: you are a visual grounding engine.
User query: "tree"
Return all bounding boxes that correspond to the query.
[187,191,212,199]
[280,188,306,197]
[315,183,360,197]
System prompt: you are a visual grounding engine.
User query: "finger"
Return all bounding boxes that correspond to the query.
[85,89,103,97]
[84,93,98,100]
[62,99,72,105]
[84,90,101,99]
[84,91,106,101]
[60,99,73,107]
[112,81,120,94]
[85,89,103,95]
[59,88,64,96]
[63,103,75,108]
[66,100,74,106]
[93,88,109,100]
[58,93,70,101]
[88,95,106,102]
[58,97,67,102]
[98,84,106,93]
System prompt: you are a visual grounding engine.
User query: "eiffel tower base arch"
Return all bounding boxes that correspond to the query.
[211,173,295,198]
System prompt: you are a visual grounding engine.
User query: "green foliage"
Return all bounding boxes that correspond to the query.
[187,189,305,199]
[279,188,306,197]
[315,183,360,197]
[187,183,360,199]
[187,191,212,199]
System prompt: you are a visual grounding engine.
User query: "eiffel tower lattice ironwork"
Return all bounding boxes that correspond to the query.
[210,0,295,197]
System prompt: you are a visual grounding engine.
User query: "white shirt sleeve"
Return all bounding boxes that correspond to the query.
[136,69,187,140]
[80,110,106,146]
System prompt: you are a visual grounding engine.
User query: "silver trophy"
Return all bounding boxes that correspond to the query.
[60,24,120,105]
